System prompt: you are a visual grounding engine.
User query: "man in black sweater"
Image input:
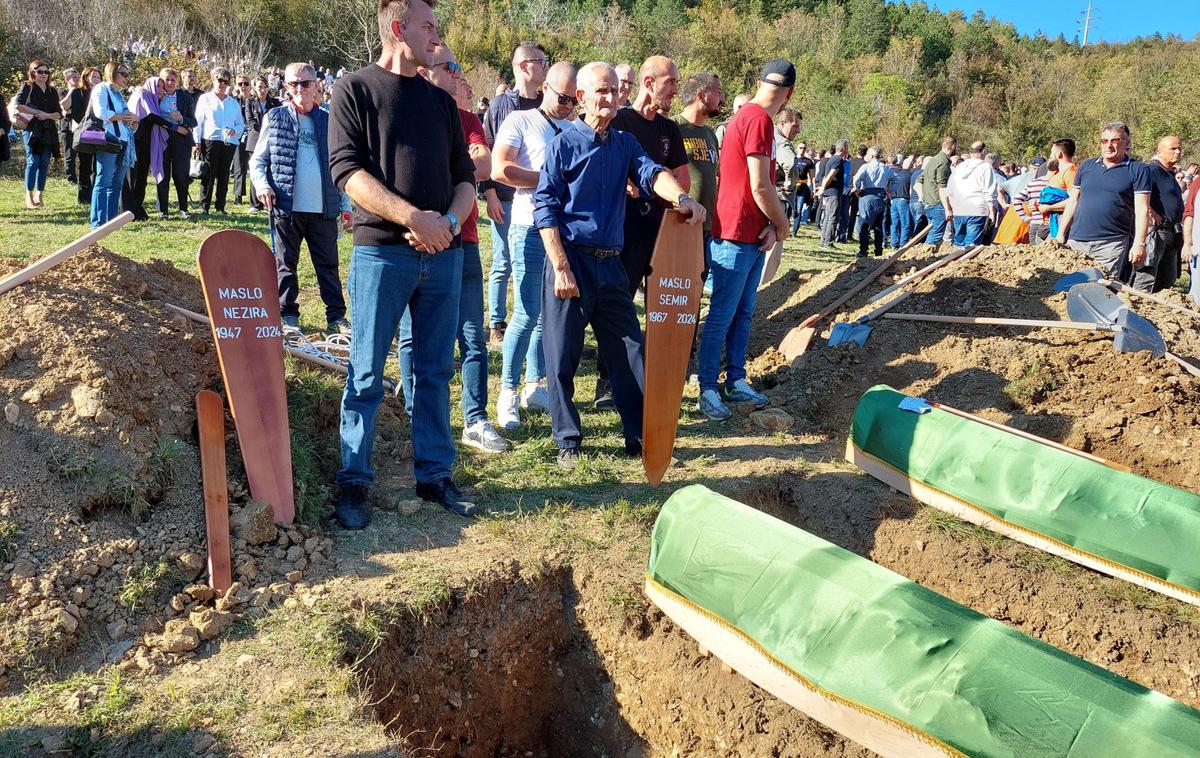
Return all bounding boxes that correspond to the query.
[329,0,478,528]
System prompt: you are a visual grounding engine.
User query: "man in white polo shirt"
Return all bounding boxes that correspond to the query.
[490,61,578,430]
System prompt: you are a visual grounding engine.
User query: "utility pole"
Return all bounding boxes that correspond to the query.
[1078,1,1099,46]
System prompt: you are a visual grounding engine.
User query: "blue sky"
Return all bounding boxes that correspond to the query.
[922,0,1199,43]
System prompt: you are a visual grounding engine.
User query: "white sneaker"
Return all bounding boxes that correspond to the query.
[497,387,521,431]
[462,420,509,453]
[520,383,550,412]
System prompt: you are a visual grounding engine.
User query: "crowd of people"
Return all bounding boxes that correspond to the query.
[2,0,1195,531]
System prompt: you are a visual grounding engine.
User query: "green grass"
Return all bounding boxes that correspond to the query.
[117,559,175,612]
[0,519,16,563]
[918,507,1005,545]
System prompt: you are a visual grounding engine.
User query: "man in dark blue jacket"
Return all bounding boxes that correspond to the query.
[250,62,350,335]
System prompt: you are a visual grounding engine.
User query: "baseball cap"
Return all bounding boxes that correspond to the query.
[1031,156,1046,166]
[760,59,796,88]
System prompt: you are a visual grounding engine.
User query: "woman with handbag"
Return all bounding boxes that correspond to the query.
[13,60,63,209]
[69,68,102,205]
[89,63,138,228]
[123,76,173,221]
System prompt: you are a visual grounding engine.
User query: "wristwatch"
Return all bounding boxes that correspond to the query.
[675,193,691,207]
[445,212,460,235]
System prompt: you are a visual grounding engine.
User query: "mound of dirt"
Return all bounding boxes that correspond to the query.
[0,248,337,680]
[752,243,1200,491]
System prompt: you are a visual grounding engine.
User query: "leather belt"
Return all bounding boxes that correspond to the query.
[577,246,622,259]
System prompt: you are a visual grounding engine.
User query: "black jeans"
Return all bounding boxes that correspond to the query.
[123,133,154,220]
[62,124,77,183]
[200,140,235,212]
[76,152,94,204]
[232,141,249,202]
[157,133,192,214]
[273,211,345,322]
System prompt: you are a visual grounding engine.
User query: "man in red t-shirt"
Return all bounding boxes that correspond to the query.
[697,59,795,421]
[399,47,511,454]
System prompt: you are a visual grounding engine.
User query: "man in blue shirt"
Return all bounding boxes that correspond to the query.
[534,61,704,470]
[1056,122,1151,279]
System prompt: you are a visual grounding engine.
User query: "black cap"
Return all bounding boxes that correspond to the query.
[1031,156,1046,166]
[760,59,796,88]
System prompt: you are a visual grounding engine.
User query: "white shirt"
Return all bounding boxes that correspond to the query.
[194,91,245,145]
[494,108,575,227]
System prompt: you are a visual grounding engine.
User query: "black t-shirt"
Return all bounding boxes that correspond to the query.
[68,88,89,123]
[329,64,475,247]
[794,156,815,184]
[611,108,688,229]
[1148,160,1184,224]
[822,155,846,197]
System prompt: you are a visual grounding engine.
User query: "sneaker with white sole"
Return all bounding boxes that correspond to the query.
[723,379,768,408]
[698,389,732,421]
[497,387,521,431]
[520,383,550,412]
[462,420,509,453]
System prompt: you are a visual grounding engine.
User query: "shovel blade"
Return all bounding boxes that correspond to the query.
[828,320,873,348]
[1066,282,1123,323]
[1053,267,1104,293]
[780,325,817,362]
[1114,309,1166,357]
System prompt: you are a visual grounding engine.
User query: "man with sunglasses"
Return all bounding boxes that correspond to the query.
[594,55,689,408]
[329,0,478,527]
[490,61,579,432]
[1056,122,1152,281]
[194,66,244,214]
[251,62,349,341]
[482,41,547,347]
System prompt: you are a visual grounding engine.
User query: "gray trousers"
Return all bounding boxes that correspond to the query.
[819,193,841,247]
[1067,238,1129,279]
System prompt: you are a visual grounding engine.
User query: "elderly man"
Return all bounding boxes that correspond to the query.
[595,55,690,408]
[715,93,749,148]
[534,61,703,469]
[1056,123,1152,281]
[1142,135,1184,293]
[251,62,350,338]
[156,67,197,219]
[482,41,548,346]
[852,146,894,257]
[698,59,794,421]
[615,63,636,108]
[194,66,244,214]
[398,46,509,454]
[946,141,998,246]
[490,61,579,431]
[329,0,478,526]
[817,139,850,251]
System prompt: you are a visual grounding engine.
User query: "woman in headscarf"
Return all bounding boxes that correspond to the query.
[89,62,138,228]
[123,75,173,221]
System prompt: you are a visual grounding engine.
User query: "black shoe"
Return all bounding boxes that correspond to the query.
[593,379,614,409]
[159,212,169,220]
[625,437,642,458]
[557,448,580,470]
[416,478,479,518]
[334,483,370,530]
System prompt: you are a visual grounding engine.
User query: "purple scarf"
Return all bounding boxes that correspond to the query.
[131,76,168,184]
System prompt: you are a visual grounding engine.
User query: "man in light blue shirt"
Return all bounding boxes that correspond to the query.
[852,146,893,257]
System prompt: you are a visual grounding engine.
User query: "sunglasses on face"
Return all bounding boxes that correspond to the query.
[434,61,462,74]
[238,82,250,87]
[34,69,49,75]
[116,70,130,76]
[545,83,577,107]
[521,58,549,68]
[217,78,229,84]
[288,79,316,88]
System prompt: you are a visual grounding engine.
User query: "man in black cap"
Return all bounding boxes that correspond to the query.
[697,59,794,421]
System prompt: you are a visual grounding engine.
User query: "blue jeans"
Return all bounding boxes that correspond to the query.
[542,245,644,450]
[90,149,129,228]
[699,239,766,393]
[890,198,912,248]
[500,224,546,389]
[857,194,886,256]
[924,204,950,248]
[338,243,463,487]
[487,200,513,328]
[910,200,925,232]
[397,241,488,426]
[23,133,51,191]
[953,215,987,246]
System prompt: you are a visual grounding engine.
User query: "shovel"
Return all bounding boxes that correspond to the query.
[827,245,982,348]
[1067,282,1200,376]
[778,226,930,361]
[1054,267,1200,321]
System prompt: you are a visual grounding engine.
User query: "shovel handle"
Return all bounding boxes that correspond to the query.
[867,243,975,304]
[0,211,134,296]
[884,313,1109,331]
[931,402,1133,473]
[1165,351,1200,378]
[1109,280,1200,321]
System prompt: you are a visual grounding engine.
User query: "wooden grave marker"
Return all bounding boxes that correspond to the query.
[196,390,232,592]
[197,230,295,524]
[642,212,704,485]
